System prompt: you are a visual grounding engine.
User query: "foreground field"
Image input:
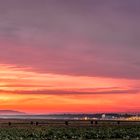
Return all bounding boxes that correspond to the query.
[0,125,140,140]
[0,119,140,140]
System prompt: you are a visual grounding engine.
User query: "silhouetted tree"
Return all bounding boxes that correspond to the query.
[65,121,68,126]
[95,121,98,125]
[117,121,120,125]
[8,122,11,126]
[30,121,33,125]
[36,122,39,126]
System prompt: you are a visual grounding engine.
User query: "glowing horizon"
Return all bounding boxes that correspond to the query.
[0,64,139,114]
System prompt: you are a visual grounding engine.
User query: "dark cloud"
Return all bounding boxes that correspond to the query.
[0,0,140,79]
[0,88,139,95]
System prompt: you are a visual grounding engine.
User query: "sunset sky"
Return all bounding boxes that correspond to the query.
[0,0,140,114]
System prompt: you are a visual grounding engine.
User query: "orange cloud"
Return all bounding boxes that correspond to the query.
[0,64,140,113]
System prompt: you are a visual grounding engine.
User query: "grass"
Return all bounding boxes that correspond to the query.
[0,125,140,140]
[0,119,140,140]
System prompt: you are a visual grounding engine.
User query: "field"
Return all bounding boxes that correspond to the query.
[0,119,140,140]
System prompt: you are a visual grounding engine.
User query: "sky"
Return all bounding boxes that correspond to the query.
[0,0,140,114]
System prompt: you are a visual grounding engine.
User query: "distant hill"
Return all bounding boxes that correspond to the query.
[0,110,26,115]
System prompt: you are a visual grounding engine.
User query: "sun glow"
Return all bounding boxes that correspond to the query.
[0,64,140,113]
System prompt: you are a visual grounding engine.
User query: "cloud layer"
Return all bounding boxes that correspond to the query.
[0,0,140,79]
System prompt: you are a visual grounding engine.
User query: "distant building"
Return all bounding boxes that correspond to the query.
[102,114,106,119]
[101,114,117,120]
[126,116,140,121]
